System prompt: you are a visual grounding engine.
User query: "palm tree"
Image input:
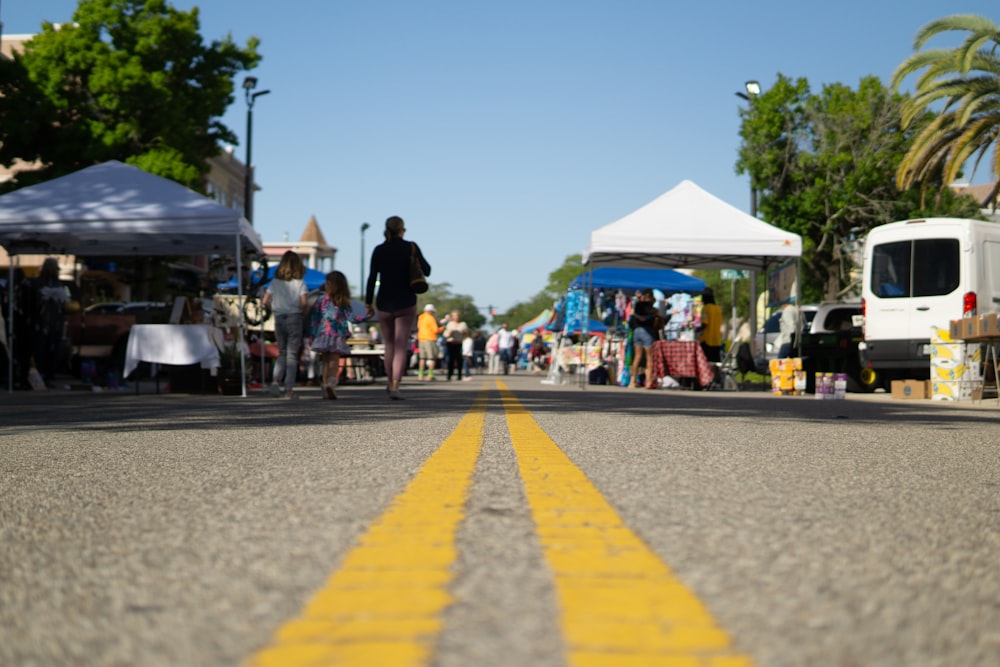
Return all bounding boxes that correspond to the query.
[891,14,1000,206]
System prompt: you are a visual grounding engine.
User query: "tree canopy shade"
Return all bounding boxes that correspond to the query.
[736,73,982,302]
[891,13,1000,206]
[0,0,260,191]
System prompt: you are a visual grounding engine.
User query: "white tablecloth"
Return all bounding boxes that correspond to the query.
[124,324,223,377]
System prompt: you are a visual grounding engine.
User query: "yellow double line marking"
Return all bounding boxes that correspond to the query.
[248,383,753,666]
[248,392,487,667]
[499,381,752,667]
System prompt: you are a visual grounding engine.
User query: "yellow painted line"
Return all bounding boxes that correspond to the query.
[246,391,488,667]
[498,380,755,667]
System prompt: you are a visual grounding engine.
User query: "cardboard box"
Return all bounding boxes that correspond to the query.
[891,379,930,399]
[962,317,978,339]
[931,379,974,401]
[980,313,1000,338]
[949,319,964,340]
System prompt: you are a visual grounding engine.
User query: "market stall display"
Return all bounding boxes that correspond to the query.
[649,340,715,388]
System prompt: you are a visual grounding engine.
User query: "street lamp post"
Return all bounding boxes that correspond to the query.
[360,222,370,301]
[736,79,761,355]
[735,79,761,217]
[242,76,271,224]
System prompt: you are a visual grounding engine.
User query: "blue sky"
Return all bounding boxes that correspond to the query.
[4,1,998,314]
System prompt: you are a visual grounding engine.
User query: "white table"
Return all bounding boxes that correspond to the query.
[124,324,223,378]
[342,346,385,384]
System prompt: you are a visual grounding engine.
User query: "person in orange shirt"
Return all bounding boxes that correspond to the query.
[416,304,444,380]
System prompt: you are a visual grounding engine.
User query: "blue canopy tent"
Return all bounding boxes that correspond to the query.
[545,316,607,333]
[218,265,327,291]
[569,266,705,293]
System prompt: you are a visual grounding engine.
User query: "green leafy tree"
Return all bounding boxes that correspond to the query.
[737,73,980,303]
[892,14,1000,205]
[416,283,486,330]
[0,0,259,191]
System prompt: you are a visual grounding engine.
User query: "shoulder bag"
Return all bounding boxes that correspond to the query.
[409,242,428,294]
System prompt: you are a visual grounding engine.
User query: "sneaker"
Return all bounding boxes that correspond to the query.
[462,377,472,381]
[389,389,403,400]
[282,391,298,400]
[268,383,282,397]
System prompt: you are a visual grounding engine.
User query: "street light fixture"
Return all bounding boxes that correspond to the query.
[360,222,370,301]
[242,76,270,224]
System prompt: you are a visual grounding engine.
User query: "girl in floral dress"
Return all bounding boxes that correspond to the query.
[307,271,363,400]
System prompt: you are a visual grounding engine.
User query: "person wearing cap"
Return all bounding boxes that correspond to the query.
[365,216,432,399]
[416,303,444,380]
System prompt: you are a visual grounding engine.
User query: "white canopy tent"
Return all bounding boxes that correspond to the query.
[0,160,264,394]
[583,179,801,269]
[582,179,802,347]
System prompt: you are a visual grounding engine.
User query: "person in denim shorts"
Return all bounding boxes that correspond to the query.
[262,251,307,398]
[628,289,660,388]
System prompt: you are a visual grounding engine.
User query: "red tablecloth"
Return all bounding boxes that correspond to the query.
[248,341,279,359]
[650,340,715,388]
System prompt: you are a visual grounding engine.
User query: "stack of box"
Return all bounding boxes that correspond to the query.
[814,372,847,399]
[931,323,981,401]
[949,313,1000,340]
[769,358,806,396]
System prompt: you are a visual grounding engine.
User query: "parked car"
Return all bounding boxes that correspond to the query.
[67,301,172,375]
[753,304,818,371]
[795,302,865,392]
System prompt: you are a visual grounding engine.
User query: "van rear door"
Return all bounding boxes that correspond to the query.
[866,236,962,348]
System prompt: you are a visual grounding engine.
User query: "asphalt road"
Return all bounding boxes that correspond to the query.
[1,375,998,666]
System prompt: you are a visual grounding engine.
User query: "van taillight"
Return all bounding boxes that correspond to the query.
[963,292,977,315]
[861,298,866,338]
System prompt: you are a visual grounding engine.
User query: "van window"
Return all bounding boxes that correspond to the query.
[871,241,911,297]
[914,239,959,296]
[870,238,959,298]
[821,308,859,331]
[985,241,1000,301]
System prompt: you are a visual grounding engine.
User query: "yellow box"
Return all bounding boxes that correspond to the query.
[931,380,974,401]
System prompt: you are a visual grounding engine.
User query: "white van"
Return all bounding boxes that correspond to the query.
[859,217,1000,389]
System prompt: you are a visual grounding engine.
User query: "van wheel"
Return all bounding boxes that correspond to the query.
[858,367,879,393]
[845,374,867,393]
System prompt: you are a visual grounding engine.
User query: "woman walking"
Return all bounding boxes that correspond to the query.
[365,216,430,400]
[262,250,307,399]
[307,271,363,400]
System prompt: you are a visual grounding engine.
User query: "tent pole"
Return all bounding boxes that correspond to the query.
[749,263,759,359]
[236,234,248,397]
[260,303,265,389]
[6,259,12,393]
[795,257,802,358]
[582,268,593,389]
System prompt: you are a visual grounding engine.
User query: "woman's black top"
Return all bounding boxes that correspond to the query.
[629,300,659,337]
[365,237,431,313]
